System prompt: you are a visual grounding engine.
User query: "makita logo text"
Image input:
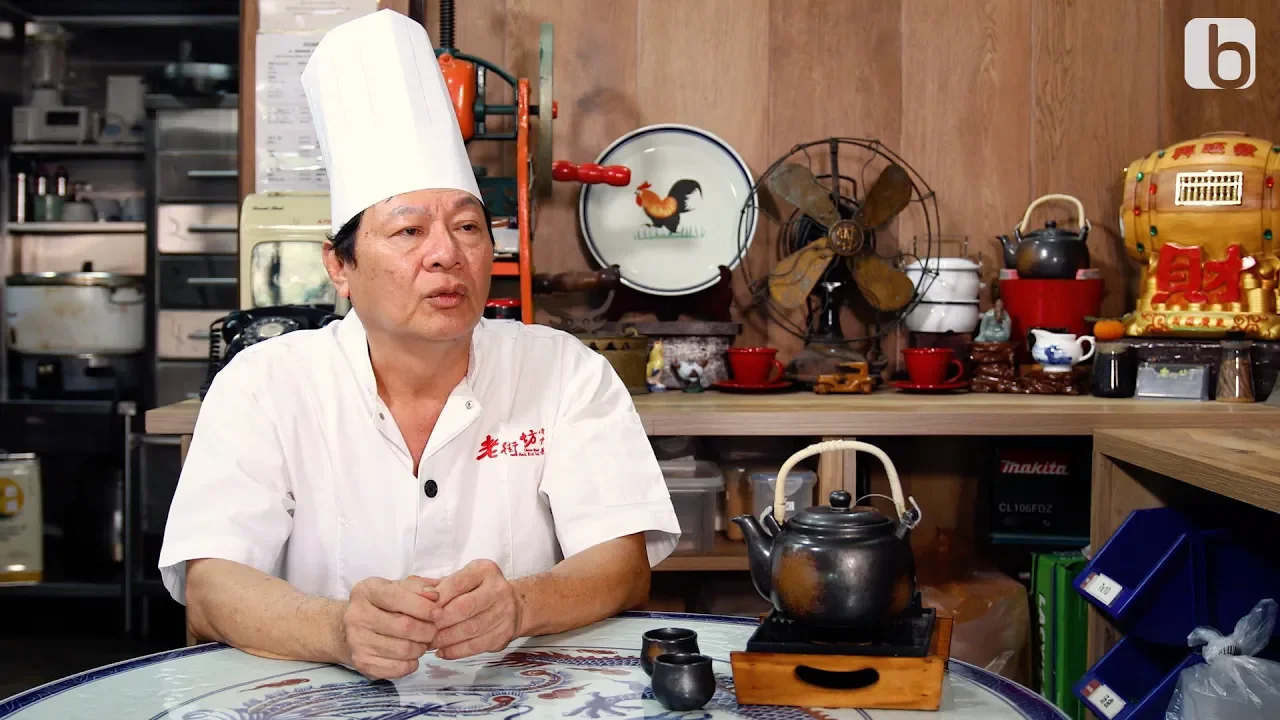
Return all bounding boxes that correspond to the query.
[1000,460,1069,476]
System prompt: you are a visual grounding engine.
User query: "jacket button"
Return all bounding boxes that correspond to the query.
[424,479,438,498]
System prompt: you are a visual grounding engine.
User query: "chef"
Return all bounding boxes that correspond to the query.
[158,9,680,681]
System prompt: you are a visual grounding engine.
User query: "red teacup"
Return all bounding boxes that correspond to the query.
[727,347,785,385]
[901,347,965,386]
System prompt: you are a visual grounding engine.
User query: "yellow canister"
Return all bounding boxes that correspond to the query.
[0,453,42,584]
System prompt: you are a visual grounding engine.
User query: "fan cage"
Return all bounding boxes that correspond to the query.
[735,137,944,344]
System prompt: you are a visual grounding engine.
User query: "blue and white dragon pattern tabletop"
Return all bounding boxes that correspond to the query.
[0,612,1066,720]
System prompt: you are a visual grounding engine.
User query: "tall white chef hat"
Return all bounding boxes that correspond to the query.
[301,9,481,233]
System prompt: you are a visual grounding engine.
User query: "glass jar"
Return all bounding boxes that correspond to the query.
[1091,341,1136,398]
[1216,339,1255,403]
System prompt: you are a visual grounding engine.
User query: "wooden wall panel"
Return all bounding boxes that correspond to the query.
[895,0,1032,546]
[901,0,1033,299]
[1031,0,1161,317]
[1161,0,1280,144]
[636,0,773,346]
[765,0,903,361]
[505,0,640,280]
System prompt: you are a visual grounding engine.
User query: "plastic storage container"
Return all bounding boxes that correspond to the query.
[749,469,817,521]
[1073,635,1201,720]
[659,459,724,554]
[1074,507,1280,647]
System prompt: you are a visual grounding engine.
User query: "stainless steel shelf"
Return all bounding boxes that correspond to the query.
[10,221,145,234]
[10,144,145,157]
[0,579,167,598]
[0,581,121,598]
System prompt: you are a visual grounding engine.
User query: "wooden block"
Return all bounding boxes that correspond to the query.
[729,616,952,711]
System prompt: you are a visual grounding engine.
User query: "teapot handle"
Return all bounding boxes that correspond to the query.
[773,439,910,523]
[1017,193,1092,238]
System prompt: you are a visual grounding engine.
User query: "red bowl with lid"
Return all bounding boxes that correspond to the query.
[484,298,521,320]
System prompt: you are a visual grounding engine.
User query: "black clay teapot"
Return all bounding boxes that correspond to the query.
[998,193,1092,279]
[732,440,922,630]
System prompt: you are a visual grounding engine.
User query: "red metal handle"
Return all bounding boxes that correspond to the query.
[552,161,631,186]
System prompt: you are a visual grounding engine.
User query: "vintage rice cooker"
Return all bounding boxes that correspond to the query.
[903,256,983,333]
[5,271,145,355]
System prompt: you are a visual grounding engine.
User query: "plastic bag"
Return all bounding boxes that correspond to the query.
[916,530,1031,685]
[1165,598,1280,720]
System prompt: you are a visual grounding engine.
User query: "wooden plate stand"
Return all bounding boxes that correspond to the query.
[729,616,953,711]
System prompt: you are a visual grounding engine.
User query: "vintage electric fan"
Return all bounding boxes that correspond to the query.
[737,138,941,385]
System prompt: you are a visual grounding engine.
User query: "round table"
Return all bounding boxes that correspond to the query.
[0,612,1066,719]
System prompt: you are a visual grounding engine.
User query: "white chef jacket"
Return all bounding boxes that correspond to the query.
[158,310,680,604]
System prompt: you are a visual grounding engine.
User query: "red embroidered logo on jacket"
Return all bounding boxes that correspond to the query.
[477,429,545,460]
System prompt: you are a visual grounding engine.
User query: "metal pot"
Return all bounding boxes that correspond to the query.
[998,193,1092,279]
[904,256,983,302]
[6,272,146,355]
[151,39,236,97]
[904,300,980,334]
[732,440,922,630]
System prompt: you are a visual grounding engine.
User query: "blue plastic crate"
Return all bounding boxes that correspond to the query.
[1073,635,1200,720]
[1073,508,1204,645]
[1200,528,1280,642]
[1074,508,1280,647]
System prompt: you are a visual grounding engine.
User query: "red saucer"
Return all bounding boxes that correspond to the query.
[712,380,793,393]
[890,379,969,393]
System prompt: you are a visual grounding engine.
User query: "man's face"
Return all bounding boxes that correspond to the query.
[324,188,492,343]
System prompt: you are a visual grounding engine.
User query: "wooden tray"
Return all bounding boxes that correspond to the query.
[729,615,953,711]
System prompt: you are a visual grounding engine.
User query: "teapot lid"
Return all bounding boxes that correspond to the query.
[788,490,894,535]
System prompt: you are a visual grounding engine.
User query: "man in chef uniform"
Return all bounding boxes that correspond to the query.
[158,9,680,681]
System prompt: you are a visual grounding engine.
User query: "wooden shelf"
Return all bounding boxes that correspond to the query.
[655,536,747,572]
[145,390,1280,437]
[10,221,145,234]
[1095,427,1280,514]
[631,389,1280,436]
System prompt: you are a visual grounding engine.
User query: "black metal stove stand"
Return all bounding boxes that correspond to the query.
[745,594,936,657]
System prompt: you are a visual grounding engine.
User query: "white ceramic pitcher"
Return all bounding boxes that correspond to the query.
[1029,328,1096,373]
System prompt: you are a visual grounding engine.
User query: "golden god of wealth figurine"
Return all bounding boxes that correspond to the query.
[1120,131,1280,339]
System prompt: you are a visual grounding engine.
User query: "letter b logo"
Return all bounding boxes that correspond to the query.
[1185,18,1256,89]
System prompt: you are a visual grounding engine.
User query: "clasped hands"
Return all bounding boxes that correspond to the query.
[339,558,523,680]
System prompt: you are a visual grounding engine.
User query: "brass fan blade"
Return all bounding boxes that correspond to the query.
[768,238,836,310]
[768,163,841,228]
[851,254,915,312]
[854,163,913,229]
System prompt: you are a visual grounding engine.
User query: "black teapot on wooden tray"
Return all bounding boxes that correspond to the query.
[732,440,922,631]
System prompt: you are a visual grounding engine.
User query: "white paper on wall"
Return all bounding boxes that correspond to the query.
[257,0,378,33]
[254,32,328,193]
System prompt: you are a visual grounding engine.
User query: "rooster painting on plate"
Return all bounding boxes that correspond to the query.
[635,178,702,234]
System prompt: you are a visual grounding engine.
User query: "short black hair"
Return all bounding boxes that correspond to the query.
[327,201,496,267]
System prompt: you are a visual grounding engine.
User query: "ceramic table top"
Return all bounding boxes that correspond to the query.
[0,611,1066,719]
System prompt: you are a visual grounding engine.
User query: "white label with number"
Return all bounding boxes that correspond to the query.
[1083,572,1124,607]
[1084,681,1127,719]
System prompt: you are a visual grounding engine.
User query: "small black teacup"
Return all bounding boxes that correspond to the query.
[640,627,699,676]
[651,653,716,711]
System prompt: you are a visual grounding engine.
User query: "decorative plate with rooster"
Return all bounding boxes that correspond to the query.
[580,124,759,297]
[0,612,1065,719]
